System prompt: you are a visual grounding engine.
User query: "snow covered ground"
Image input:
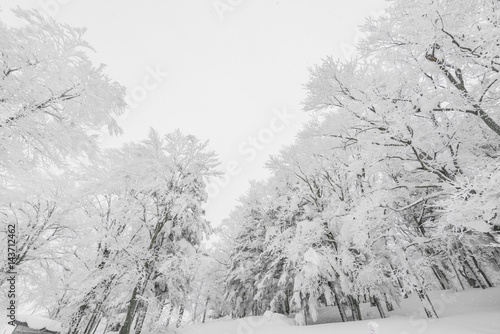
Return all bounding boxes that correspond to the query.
[180,287,500,334]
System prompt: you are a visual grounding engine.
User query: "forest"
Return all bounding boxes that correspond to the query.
[1,1,500,333]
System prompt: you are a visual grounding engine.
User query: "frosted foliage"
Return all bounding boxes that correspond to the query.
[222,0,500,326]
[0,9,125,178]
[4,1,500,330]
[0,9,129,328]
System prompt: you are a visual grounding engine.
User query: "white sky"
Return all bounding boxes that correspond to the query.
[0,0,387,226]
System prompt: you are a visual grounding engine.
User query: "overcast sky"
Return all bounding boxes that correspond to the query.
[0,0,387,226]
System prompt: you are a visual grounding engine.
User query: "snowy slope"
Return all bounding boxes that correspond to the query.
[180,287,500,334]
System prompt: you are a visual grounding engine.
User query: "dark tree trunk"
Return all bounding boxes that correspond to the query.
[459,265,478,288]
[334,292,348,322]
[176,305,184,328]
[390,264,407,297]
[165,304,174,328]
[284,289,291,315]
[431,265,451,290]
[119,286,140,334]
[149,294,165,331]
[202,297,210,323]
[448,258,465,290]
[302,293,310,325]
[415,288,439,318]
[399,246,438,319]
[328,282,348,322]
[464,260,486,289]
[89,314,103,334]
[83,311,99,334]
[69,305,87,334]
[303,307,309,326]
[134,301,148,334]
[385,297,394,312]
[347,295,362,321]
[79,276,116,334]
[470,255,493,288]
[373,296,386,318]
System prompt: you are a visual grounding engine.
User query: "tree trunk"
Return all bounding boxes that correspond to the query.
[390,264,407,298]
[90,315,102,334]
[119,286,140,334]
[202,297,210,323]
[192,282,204,322]
[459,265,478,288]
[470,255,493,288]
[165,304,174,328]
[134,301,148,334]
[302,293,310,325]
[463,260,485,289]
[148,295,165,332]
[284,289,290,315]
[83,311,99,334]
[415,287,439,318]
[373,296,386,318]
[81,276,115,334]
[347,295,362,321]
[448,258,465,290]
[176,306,184,328]
[397,242,438,318]
[431,265,451,290]
[384,295,394,312]
[328,281,348,322]
[409,274,439,318]
[334,292,348,322]
[68,305,87,334]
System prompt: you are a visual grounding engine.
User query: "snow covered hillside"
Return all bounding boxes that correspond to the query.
[181,287,500,334]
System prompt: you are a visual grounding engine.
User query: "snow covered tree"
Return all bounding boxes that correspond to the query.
[223,1,500,322]
[59,129,219,334]
[0,8,125,178]
[0,8,125,309]
[224,192,268,318]
[297,0,500,320]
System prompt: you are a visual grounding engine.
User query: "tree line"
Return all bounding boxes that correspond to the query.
[219,0,500,325]
[1,9,219,334]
